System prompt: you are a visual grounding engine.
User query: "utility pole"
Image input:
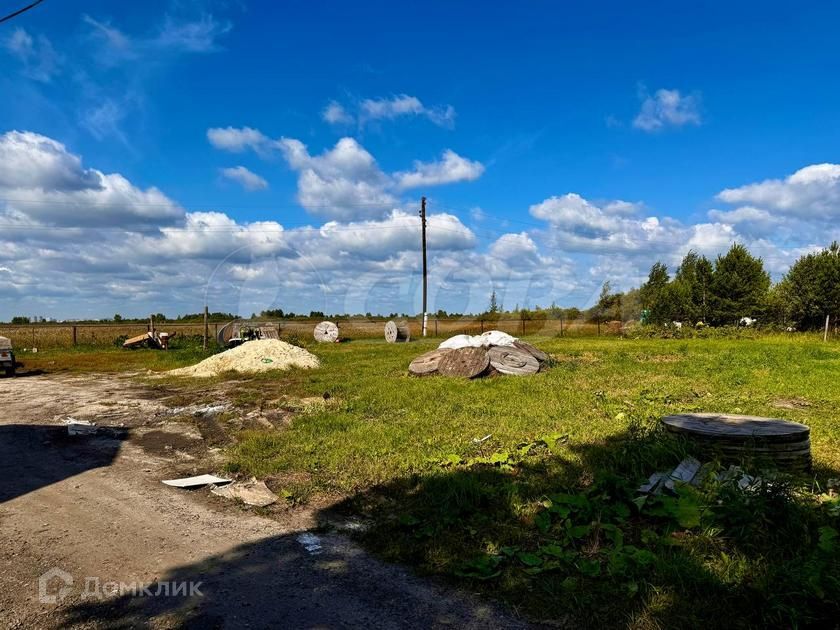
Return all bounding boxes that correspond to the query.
[420,196,428,337]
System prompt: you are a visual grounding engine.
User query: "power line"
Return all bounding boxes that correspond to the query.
[0,0,45,25]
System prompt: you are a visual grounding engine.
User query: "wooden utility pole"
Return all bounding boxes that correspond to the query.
[420,196,428,337]
[203,305,209,351]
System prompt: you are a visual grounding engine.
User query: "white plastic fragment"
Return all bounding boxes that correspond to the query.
[162,474,231,488]
[64,418,97,436]
[663,456,702,492]
[211,478,278,507]
[297,532,323,555]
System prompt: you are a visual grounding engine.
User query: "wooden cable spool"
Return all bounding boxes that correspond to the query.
[661,413,811,472]
[408,348,453,376]
[512,340,549,363]
[384,320,411,343]
[488,346,540,375]
[437,347,490,378]
[313,321,340,343]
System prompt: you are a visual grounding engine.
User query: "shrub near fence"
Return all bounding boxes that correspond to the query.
[0,318,606,349]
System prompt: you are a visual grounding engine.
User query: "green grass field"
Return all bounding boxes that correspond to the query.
[22,335,840,627]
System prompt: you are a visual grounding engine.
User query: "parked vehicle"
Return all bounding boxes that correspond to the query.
[0,336,15,376]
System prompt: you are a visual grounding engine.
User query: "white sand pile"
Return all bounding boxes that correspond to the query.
[166,339,320,378]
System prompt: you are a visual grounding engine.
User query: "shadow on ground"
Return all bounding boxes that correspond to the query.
[0,425,127,503]
[60,531,525,629]
[53,426,840,628]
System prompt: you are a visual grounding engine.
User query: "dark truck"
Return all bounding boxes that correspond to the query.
[0,336,14,376]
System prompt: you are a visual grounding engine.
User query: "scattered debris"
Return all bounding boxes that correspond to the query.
[639,458,766,495]
[771,398,812,410]
[193,404,226,417]
[216,320,280,348]
[0,335,15,377]
[162,474,231,488]
[211,478,278,507]
[123,331,177,350]
[163,339,320,378]
[64,417,97,436]
[297,532,323,555]
[409,331,548,378]
[638,471,668,494]
[473,434,492,444]
[663,456,702,492]
[638,457,702,495]
[166,403,228,417]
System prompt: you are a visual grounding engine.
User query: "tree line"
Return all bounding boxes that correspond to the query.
[597,242,840,330]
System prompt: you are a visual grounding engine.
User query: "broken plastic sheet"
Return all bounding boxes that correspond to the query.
[162,474,231,488]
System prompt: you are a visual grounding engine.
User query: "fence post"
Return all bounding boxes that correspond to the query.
[559,315,564,337]
[521,316,525,335]
[203,305,209,351]
[72,325,77,346]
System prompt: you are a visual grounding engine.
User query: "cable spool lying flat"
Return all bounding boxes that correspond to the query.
[313,321,339,343]
[488,346,540,375]
[512,340,549,363]
[385,320,411,343]
[408,348,453,376]
[437,347,490,378]
[661,413,811,472]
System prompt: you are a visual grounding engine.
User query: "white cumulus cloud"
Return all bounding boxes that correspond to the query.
[633,87,702,132]
[717,163,840,219]
[206,126,272,154]
[322,101,354,125]
[395,150,485,189]
[359,94,456,128]
[277,137,397,220]
[220,166,268,191]
[0,131,182,226]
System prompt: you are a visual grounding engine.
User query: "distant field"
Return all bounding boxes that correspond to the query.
[16,335,840,627]
[0,318,602,348]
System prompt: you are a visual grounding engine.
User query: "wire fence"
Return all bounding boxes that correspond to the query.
[0,317,609,349]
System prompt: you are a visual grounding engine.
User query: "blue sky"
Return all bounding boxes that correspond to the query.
[2,1,840,319]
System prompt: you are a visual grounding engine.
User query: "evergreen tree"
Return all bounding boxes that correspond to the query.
[780,242,840,329]
[709,244,770,325]
[640,262,670,324]
[596,281,622,321]
[673,250,714,323]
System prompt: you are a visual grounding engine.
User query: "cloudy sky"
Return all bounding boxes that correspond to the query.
[1,1,839,320]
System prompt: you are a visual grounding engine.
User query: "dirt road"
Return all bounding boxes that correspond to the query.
[0,374,525,629]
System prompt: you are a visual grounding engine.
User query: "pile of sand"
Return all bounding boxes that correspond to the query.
[166,339,320,378]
